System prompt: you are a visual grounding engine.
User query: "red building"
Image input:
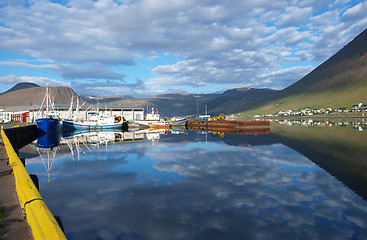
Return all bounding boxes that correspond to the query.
[11,111,29,123]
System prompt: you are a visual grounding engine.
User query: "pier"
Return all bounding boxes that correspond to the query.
[0,128,33,240]
[0,124,66,240]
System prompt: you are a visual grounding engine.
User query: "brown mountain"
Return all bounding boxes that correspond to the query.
[0,82,40,95]
[0,86,80,106]
[0,84,278,117]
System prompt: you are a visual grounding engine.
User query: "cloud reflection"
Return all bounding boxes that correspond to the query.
[29,135,367,240]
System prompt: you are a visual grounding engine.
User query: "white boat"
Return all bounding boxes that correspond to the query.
[62,112,126,131]
[130,108,188,129]
[170,117,189,126]
[128,107,162,128]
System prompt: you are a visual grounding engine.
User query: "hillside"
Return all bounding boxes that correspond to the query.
[0,82,40,95]
[238,28,367,116]
[0,84,277,117]
[77,89,278,117]
[0,86,81,106]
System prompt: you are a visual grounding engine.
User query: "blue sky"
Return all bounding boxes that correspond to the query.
[0,0,367,97]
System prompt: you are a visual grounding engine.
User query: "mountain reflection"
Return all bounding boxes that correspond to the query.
[25,122,367,240]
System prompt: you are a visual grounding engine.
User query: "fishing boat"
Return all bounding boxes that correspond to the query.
[134,108,161,125]
[36,86,60,133]
[62,112,126,131]
[170,117,189,126]
[131,107,189,129]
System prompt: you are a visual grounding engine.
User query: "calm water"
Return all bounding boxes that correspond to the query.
[23,120,367,240]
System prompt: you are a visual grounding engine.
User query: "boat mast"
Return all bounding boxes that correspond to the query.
[39,85,50,118]
[46,86,49,117]
[196,81,199,117]
[75,97,79,120]
[67,96,74,119]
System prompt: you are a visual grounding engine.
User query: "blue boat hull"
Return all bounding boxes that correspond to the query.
[62,120,125,131]
[36,118,60,133]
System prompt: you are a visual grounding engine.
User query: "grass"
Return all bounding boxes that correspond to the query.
[0,206,6,235]
[237,85,367,116]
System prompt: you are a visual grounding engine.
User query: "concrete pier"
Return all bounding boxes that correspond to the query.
[0,124,34,240]
[1,123,66,240]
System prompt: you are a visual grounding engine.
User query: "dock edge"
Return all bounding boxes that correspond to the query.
[1,126,67,240]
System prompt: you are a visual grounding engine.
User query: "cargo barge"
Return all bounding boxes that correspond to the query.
[186,119,270,129]
[185,120,270,135]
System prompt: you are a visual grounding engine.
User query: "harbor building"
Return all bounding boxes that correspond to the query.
[0,105,145,123]
[0,106,30,123]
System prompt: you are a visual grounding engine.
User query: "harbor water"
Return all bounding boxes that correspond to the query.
[23,120,367,240]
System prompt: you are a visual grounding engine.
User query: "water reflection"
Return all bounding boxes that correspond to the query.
[24,121,367,240]
[35,133,60,181]
[274,117,367,130]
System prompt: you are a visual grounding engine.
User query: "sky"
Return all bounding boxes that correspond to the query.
[0,0,367,98]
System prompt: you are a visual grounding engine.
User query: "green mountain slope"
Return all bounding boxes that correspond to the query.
[238,28,367,116]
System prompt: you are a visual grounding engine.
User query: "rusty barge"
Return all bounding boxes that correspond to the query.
[185,120,270,135]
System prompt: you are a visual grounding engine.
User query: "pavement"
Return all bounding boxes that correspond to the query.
[0,123,33,240]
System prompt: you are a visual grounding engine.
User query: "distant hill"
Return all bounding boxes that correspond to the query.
[0,86,81,106]
[238,27,367,116]
[0,83,278,117]
[1,82,40,95]
[109,88,279,117]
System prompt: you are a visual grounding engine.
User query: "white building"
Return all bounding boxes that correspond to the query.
[28,104,145,122]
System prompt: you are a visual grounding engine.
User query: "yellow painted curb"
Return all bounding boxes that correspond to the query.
[1,128,67,240]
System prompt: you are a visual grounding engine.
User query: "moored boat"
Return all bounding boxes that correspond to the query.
[170,117,189,126]
[36,86,60,133]
[36,117,60,133]
[62,112,127,131]
[133,107,161,126]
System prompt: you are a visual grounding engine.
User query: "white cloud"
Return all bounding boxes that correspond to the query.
[342,2,367,21]
[277,6,313,27]
[0,0,366,96]
[0,61,56,69]
[258,65,315,88]
[54,65,127,80]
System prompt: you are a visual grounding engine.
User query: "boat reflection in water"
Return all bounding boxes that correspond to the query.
[35,133,61,181]
[33,125,271,179]
[26,119,367,240]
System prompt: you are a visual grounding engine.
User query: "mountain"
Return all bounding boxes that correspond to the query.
[238,28,367,115]
[1,82,40,95]
[106,88,278,117]
[0,86,80,106]
[0,83,277,117]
